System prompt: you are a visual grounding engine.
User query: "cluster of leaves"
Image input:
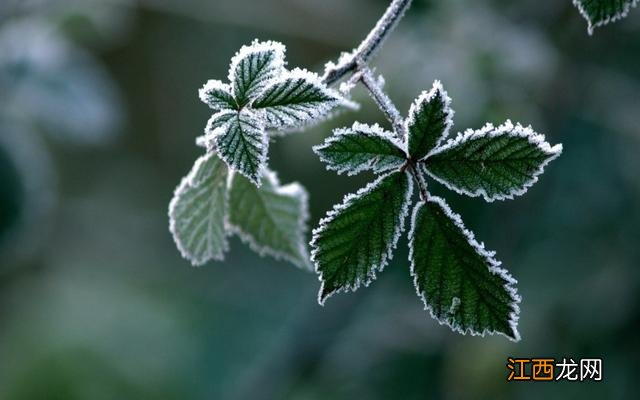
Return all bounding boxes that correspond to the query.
[169,41,349,269]
[312,81,562,340]
[573,0,638,34]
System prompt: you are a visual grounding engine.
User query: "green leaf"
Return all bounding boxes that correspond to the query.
[313,122,406,176]
[228,170,311,269]
[199,80,237,111]
[214,109,267,186]
[251,68,345,130]
[311,171,414,304]
[409,196,520,341]
[573,0,638,34]
[196,110,237,150]
[424,121,562,202]
[405,80,453,161]
[229,40,285,106]
[169,153,229,266]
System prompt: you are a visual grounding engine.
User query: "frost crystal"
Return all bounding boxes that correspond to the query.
[573,0,639,34]
[424,120,563,202]
[311,171,414,304]
[169,153,229,266]
[313,122,406,176]
[409,196,521,341]
[214,109,268,186]
[405,80,454,160]
[199,80,236,112]
[228,40,286,106]
[228,170,311,269]
[251,68,350,130]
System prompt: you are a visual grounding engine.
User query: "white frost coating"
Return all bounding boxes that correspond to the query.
[196,109,237,150]
[252,67,356,130]
[408,197,522,342]
[404,79,455,148]
[573,0,638,35]
[313,121,407,176]
[226,169,312,270]
[311,170,414,305]
[214,108,268,186]
[339,80,357,94]
[227,39,286,88]
[359,66,405,137]
[425,120,563,202]
[169,152,229,266]
[321,0,413,86]
[198,79,234,110]
[448,297,461,315]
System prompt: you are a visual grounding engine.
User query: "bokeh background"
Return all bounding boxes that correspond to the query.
[1,0,639,398]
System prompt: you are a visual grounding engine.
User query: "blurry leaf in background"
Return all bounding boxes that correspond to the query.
[0,18,123,145]
[0,123,55,266]
[228,170,311,270]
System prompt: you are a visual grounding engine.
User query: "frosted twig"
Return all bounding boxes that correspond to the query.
[322,0,413,86]
[358,63,405,139]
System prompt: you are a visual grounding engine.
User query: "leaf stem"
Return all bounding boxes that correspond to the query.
[322,0,413,86]
[409,163,428,201]
[358,63,406,139]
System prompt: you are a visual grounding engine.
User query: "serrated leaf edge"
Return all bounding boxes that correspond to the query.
[424,120,563,202]
[408,196,521,341]
[573,0,638,35]
[404,79,455,153]
[198,79,236,111]
[168,152,230,266]
[311,171,414,305]
[252,67,357,128]
[313,121,407,176]
[196,109,238,150]
[226,170,312,270]
[227,39,287,90]
[213,109,269,187]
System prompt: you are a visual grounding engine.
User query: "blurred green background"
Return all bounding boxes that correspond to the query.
[1,0,639,398]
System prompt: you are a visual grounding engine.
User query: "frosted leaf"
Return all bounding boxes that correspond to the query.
[229,40,286,107]
[214,108,267,186]
[424,121,563,202]
[409,196,521,341]
[405,80,454,161]
[251,68,348,130]
[313,122,407,176]
[198,79,237,111]
[573,0,638,34]
[228,171,311,269]
[311,171,414,304]
[169,153,229,266]
[196,109,237,150]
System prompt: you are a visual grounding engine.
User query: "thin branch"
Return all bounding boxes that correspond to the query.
[322,0,413,86]
[358,63,405,139]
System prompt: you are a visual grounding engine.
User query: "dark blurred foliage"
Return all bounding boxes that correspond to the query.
[0,0,639,399]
